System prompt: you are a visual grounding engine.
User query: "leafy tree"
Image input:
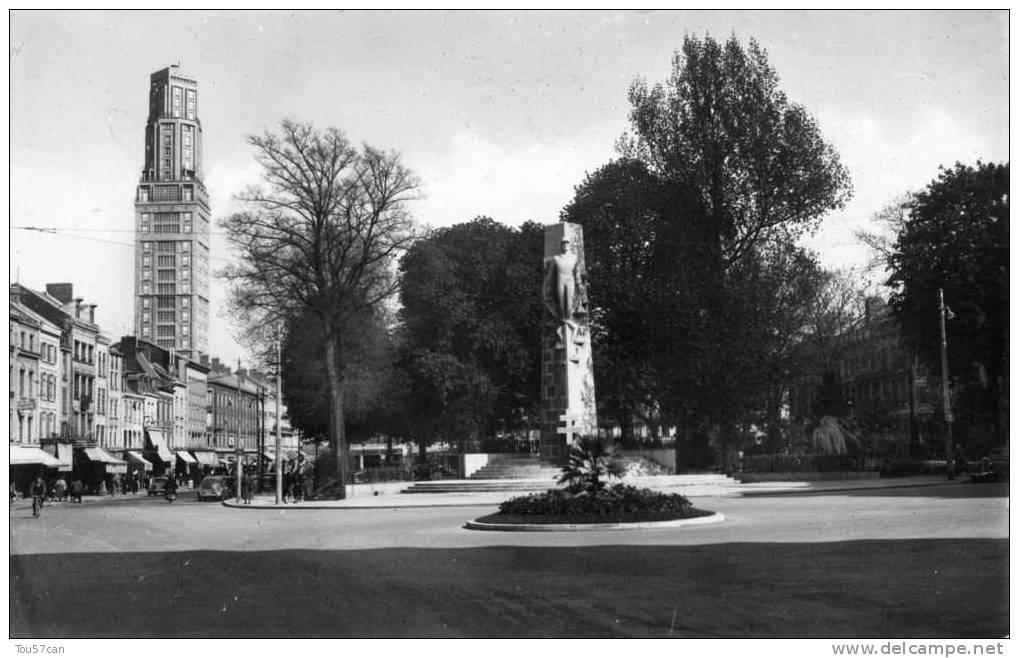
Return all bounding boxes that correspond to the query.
[614,34,851,467]
[221,120,418,498]
[887,161,1009,443]
[398,217,543,450]
[622,34,852,273]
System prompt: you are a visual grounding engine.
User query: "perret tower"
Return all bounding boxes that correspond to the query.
[133,64,211,357]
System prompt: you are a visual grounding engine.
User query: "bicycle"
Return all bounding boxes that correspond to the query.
[32,495,44,518]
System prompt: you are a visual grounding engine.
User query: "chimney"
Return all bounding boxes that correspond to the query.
[199,354,209,367]
[88,304,96,324]
[46,283,74,304]
[74,298,84,319]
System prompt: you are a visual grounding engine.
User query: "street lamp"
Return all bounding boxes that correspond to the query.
[938,288,955,481]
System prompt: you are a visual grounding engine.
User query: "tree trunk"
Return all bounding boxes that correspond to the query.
[324,335,348,499]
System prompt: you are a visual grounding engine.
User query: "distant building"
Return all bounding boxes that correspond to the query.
[134,64,211,357]
[788,297,940,445]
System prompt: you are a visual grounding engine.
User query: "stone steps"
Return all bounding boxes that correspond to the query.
[400,472,740,495]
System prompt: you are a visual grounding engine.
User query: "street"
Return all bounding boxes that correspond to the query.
[9,482,1009,638]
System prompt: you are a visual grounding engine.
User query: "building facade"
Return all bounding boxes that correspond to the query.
[134,64,211,357]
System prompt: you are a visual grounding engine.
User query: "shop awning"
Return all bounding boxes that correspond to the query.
[176,450,197,464]
[46,442,74,471]
[144,429,174,462]
[82,446,128,474]
[284,451,299,461]
[193,451,219,466]
[10,445,61,467]
[263,451,276,462]
[125,451,153,472]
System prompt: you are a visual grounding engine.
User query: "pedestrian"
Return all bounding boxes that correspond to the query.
[292,471,303,503]
[241,472,253,505]
[69,478,84,503]
[53,477,67,502]
[29,475,47,518]
[164,476,177,502]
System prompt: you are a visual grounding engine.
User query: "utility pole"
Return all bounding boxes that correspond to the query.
[938,288,955,480]
[275,332,283,505]
[235,359,243,502]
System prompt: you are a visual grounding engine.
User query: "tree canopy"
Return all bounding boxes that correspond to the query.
[397,217,543,447]
[886,161,1008,444]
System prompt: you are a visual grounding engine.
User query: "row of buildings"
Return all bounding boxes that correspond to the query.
[10,281,300,491]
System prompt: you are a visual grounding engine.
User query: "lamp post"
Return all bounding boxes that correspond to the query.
[938,288,955,480]
[275,332,283,505]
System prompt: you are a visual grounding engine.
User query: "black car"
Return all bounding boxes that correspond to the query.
[197,476,234,501]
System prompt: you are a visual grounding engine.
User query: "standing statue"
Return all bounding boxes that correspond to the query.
[543,237,587,361]
[544,237,579,321]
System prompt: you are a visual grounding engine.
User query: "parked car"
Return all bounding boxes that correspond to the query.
[197,475,233,501]
[970,447,1009,483]
[147,476,169,496]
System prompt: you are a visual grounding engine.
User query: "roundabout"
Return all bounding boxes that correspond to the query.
[464,509,725,531]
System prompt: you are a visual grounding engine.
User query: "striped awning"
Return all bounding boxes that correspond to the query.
[176,450,197,464]
[125,451,153,471]
[144,429,174,462]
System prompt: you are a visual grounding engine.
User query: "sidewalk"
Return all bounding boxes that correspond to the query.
[223,474,971,510]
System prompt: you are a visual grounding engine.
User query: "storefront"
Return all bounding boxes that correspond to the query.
[143,429,174,476]
[192,451,220,475]
[10,445,61,496]
[175,450,198,482]
[76,446,128,494]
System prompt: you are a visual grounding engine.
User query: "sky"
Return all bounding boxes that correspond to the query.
[9,10,1009,365]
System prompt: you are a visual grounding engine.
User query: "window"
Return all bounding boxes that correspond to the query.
[186,90,196,119]
[158,241,175,253]
[158,255,175,267]
[181,241,191,252]
[142,268,151,280]
[181,297,189,308]
[158,283,175,295]
[181,325,189,336]
[181,282,190,294]
[181,254,190,266]
[142,282,151,294]
[139,187,149,202]
[142,298,151,309]
[158,326,174,337]
[181,268,190,280]
[142,241,152,252]
[158,311,175,322]
[157,296,174,309]
[183,186,193,201]
[142,255,151,267]
[181,311,189,322]
[158,269,175,281]
[172,87,182,117]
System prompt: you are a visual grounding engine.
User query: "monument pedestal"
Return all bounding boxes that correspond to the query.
[539,222,597,461]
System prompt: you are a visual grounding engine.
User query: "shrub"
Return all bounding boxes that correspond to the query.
[557,435,627,493]
[499,484,693,516]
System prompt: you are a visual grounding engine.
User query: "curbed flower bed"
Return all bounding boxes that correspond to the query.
[474,484,714,525]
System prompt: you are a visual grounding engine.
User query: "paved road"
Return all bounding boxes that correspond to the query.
[9,483,1009,638]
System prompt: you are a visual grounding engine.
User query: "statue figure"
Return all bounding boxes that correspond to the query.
[544,238,580,321]
[543,237,587,361]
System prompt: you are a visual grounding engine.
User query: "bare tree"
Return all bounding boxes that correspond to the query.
[221,119,418,498]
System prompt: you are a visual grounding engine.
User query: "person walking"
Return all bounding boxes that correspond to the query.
[164,475,177,502]
[69,478,84,503]
[53,477,67,502]
[29,475,47,518]
[241,472,253,505]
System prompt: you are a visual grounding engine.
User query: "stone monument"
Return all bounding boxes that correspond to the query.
[539,222,597,460]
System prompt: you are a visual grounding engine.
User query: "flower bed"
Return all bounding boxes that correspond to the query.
[474,484,714,525]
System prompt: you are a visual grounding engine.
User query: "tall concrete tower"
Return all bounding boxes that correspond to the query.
[133,65,210,357]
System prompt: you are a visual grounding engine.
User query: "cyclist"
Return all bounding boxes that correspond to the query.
[29,475,47,518]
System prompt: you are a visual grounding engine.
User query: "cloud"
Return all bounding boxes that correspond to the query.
[803,108,997,275]
[412,125,619,229]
